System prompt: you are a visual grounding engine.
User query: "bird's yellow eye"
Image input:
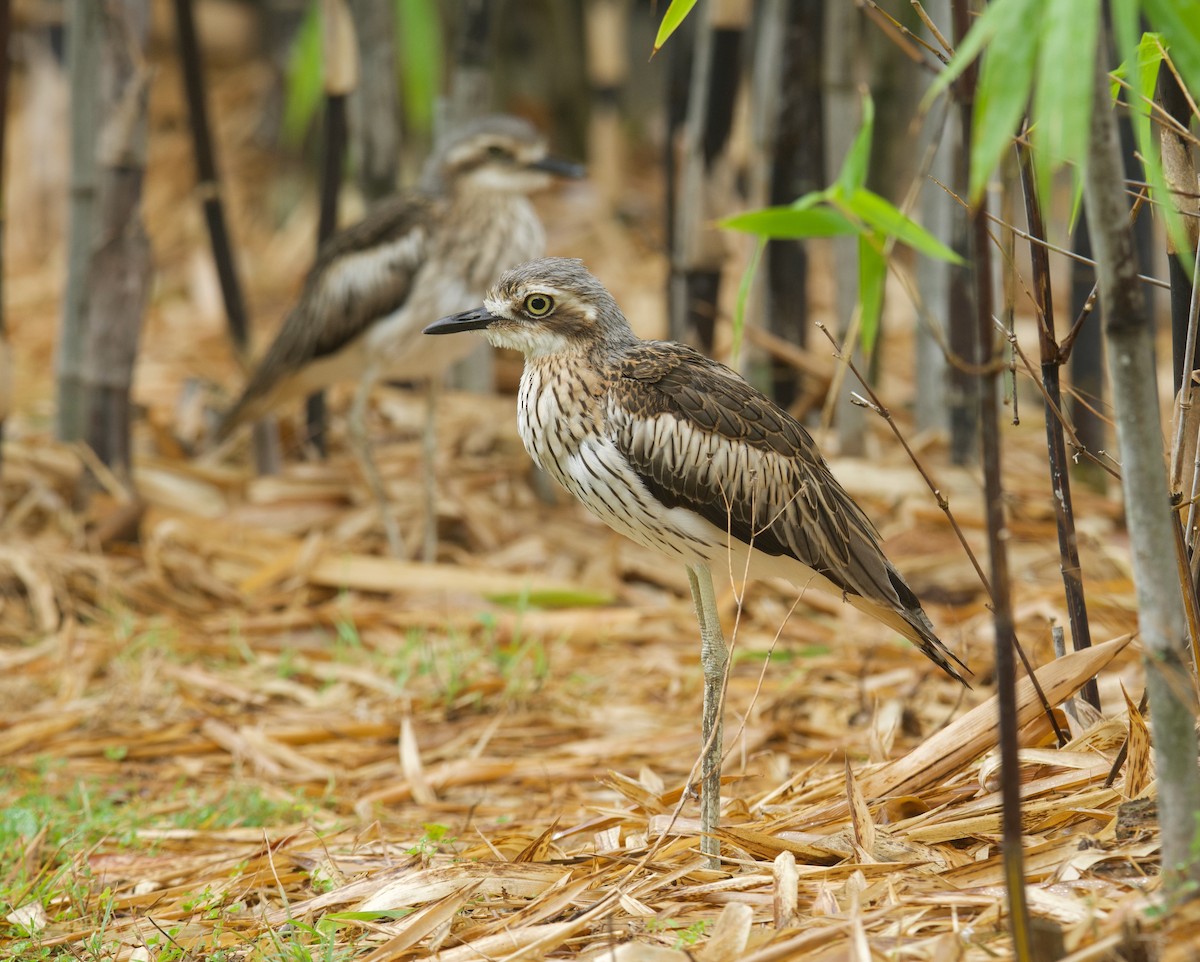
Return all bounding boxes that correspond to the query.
[524,293,554,317]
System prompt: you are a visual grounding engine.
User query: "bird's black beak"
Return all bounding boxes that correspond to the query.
[528,155,586,179]
[424,307,497,335]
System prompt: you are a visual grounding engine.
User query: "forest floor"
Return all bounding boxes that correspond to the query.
[1,12,1194,962]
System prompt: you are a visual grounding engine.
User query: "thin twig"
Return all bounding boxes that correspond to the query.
[931,176,1169,291]
[1017,136,1100,711]
[992,318,1121,481]
[910,1,953,57]
[857,0,946,67]
[1169,240,1200,499]
[817,321,991,599]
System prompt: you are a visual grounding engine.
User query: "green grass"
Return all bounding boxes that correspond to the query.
[0,773,334,928]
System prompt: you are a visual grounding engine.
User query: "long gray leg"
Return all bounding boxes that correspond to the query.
[686,561,729,867]
[421,378,439,563]
[349,374,404,558]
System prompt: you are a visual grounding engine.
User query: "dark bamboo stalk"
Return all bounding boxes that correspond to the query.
[443,0,494,393]
[58,0,102,444]
[306,1,357,457]
[349,0,399,203]
[305,90,348,457]
[764,0,822,408]
[1016,142,1100,711]
[82,0,152,477]
[1067,213,1106,481]
[1160,68,1199,396]
[664,15,692,328]
[173,0,250,354]
[1084,23,1200,897]
[669,0,746,352]
[0,0,10,475]
[950,0,1033,954]
[448,0,492,124]
[173,0,279,473]
[946,2,976,466]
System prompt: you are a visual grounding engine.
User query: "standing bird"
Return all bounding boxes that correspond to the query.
[214,116,584,559]
[425,258,970,864]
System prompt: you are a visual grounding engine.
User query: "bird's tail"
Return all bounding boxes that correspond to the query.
[848,594,972,687]
[211,385,276,447]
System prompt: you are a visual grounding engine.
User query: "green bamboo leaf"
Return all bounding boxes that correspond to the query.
[1030,0,1099,206]
[652,0,699,55]
[283,1,323,146]
[1111,23,1190,266]
[396,0,442,137]
[730,238,767,367]
[858,234,887,356]
[969,0,1041,201]
[925,0,1033,106]
[790,189,832,211]
[487,589,614,609]
[841,188,964,263]
[837,94,875,195]
[1112,34,1164,145]
[1143,0,1200,99]
[720,206,858,239]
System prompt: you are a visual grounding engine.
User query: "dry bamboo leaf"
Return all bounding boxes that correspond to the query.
[860,635,1132,804]
[719,827,842,864]
[435,919,587,962]
[0,546,60,632]
[6,901,47,934]
[597,945,690,962]
[200,719,286,778]
[0,712,90,756]
[356,882,480,962]
[927,931,965,962]
[308,553,606,600]
[844,758,877,858]
[694,903,753,962]
[772,850,799,929]
[1120,685,1152,800]
[618,892,658,918]
[357,863,571,912]
[133,464,226,517]
[235,728,335,781]
[399,716,437,805]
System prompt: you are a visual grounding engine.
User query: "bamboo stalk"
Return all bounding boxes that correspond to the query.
[81,0,152,477]
[443,0,494,394]
[58,0,102,444]
[950,1,1033,955]
[669,0,747,353]
[1016,140,1100,711]
[0,0,10,477]
[1084,27,1200,898]
[172,0,279,474]
[306,0,358,457]
[173,0,249,355]
[349,0,400,203]
[760,0,823,409]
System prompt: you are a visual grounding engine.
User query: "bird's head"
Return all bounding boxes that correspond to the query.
[424,257,633,358]
[428,115,584,195]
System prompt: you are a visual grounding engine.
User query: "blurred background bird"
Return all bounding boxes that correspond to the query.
[213,115,584,559]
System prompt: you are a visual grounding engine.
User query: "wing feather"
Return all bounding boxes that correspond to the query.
[217,193,438,435]
[611,344,901,605]
[610,342,971,684]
